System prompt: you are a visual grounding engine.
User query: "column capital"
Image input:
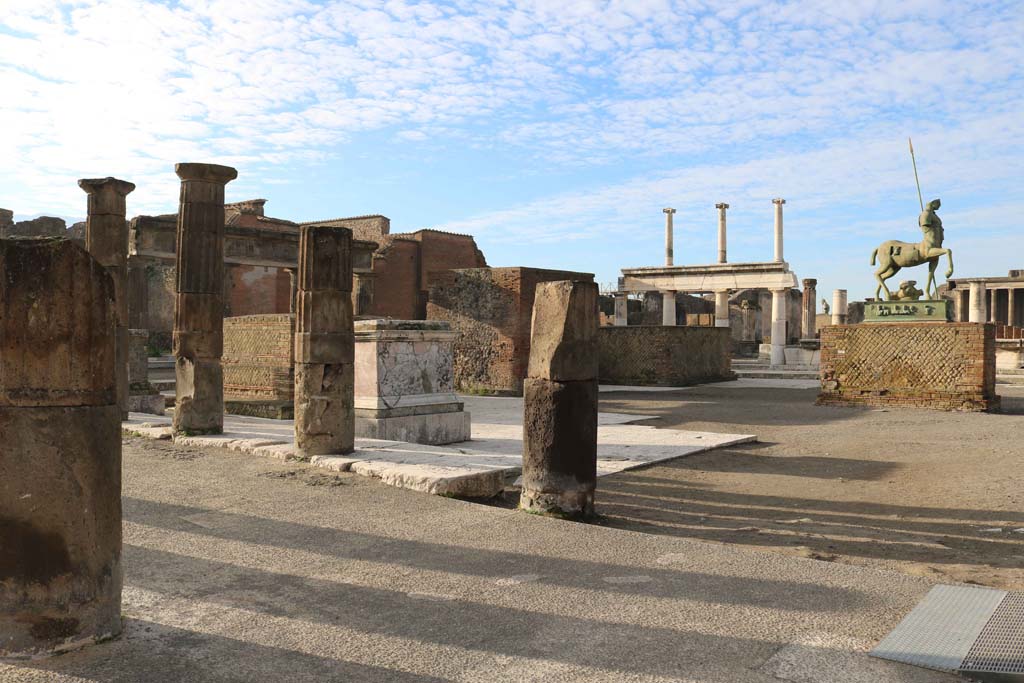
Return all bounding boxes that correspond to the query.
[715,203,729,210]
[772,197,786,205]
[78,177,135,196]
[662,207,676,214]
[802,278,817,287]
[175,162,238,184]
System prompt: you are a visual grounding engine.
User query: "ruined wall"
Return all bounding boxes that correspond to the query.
[300,215,389,243]
[0,214,66,239]
[598,326,735,386]
[426,267,594,395]
[368,237,421,320]
[818,322,998,412]
[222,314,294,414]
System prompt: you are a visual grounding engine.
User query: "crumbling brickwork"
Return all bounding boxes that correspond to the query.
[426,267,594,395]
[598,326,736,386]
[818,323,999,412]
[223,314,294,405]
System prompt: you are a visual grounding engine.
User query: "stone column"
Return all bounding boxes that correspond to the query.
[613,293,628,326]
[773,198,786,263]
[172,162,237,435]
[831,289,848,325]
[770,289,787,366]
[801,278,817,339]
[1009,288,1017,327]
[521,280,598,518]
[663,208,675,266]
[988,288,996,323]
[294,225,355,456]
[0,239,122,657]
[353,271,375,317]
[715,202,729,263]
[740,301,756,341]
[662,291,676,326]
[714,290,730,328]
[80,177,135,419]
[969,282,986,323]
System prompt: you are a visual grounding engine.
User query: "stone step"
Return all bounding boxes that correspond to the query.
[148,356,175,370]
[735,369,820,380]
[997,374,1024,385]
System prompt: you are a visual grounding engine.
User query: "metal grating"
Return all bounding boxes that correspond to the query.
[872,584,1007,672]
[961,593,1024,678]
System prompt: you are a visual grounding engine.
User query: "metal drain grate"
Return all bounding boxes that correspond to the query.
[872,585,1007,673]
[961,593,1024,678]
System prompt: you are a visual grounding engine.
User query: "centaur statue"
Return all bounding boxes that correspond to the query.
[870,198,954,301]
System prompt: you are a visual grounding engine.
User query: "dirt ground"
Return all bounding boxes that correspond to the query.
[595,383,1024,590]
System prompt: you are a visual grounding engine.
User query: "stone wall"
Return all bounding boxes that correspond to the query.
[0,214,66,239]
[222,314,294,416]
[598,326,736,386]
[818,322,998,412]
[426,267,594,395]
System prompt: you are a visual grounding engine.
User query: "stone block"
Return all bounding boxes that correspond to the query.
[173,356,223,433]
[521,377,597,517]
[295,291,353,335]
[0,239,115,407]
[295,332,354,365]
[355,410,471,445]
[127,393,165,415]
[527,280,598,382]
[294,362,355,455]
[297,226,352,292]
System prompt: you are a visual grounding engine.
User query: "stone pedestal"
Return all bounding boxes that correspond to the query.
[521,280,598,518]
[80,177,135,419]
[0,239,122,657]
[172,162,237,434]
[127,328,165,415]
[354,320,470,445]
[293,225,355,455]
[863,299,952,323]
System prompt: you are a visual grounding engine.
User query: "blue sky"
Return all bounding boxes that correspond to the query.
[2,0,1023,301]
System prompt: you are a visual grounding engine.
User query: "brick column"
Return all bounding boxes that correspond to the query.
[969,282,985,323]
[771,289,787,366]
[172,162,237,435]
[715,203,728,264]
[773,198,786,262]
[80,177,135,419]
[294,226,355,455]
[801,278,817,339]
[613,293,628,326]
[831,289,848,325]
[715,290,730,328]
[663,208,675,266]
[521,280,598,518]
[662,291,676,325]
[0,240,122,657]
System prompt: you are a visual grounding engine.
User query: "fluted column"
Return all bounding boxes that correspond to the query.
[773,198,785,262]
[172,162,237,434]
[715,202,728,264]
[80,176,135,419]
[663,208,675,266]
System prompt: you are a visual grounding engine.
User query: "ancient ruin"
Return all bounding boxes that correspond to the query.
[521,280,599,517]
[0,239,122,657]
[171,163,237,434]
[293,225,355,455]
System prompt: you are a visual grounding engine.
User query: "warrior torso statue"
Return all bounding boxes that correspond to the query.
[918,198,943,247]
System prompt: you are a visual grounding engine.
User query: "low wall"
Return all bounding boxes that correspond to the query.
[818,323,998,412]
[223,314,294,418]
[598,326,735,386]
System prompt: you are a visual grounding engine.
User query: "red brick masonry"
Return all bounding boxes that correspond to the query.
[817,322,999,412]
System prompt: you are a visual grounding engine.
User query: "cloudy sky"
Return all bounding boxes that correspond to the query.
[3,0,1022,299]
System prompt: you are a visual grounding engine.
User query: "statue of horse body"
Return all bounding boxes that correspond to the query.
[870,199,953,300]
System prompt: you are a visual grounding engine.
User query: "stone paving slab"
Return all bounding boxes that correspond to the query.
[124,392,755,498]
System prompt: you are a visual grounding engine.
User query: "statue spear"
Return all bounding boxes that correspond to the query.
[909,137,923,211]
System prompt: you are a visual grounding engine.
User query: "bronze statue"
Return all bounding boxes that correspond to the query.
[892,280,924,301]
[870,198,954,300]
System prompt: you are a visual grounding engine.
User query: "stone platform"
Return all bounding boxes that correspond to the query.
[124,391,755,497]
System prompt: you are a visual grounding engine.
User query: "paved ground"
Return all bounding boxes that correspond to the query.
[3,435,961,682]
[598,382,1024,590]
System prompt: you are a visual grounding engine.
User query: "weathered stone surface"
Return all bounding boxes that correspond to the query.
[521,378,598,517]
[174,357,224,433]
[527,280,598,382]
[297,226,352,292]
[356,410,471,445]
[294,362,355,455]
[0,238,121,658]
[598,326,735,386]
[0,240,115,407]
[1,215,66,239]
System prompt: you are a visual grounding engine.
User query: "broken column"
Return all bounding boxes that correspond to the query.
[771,289,787,366]
[172,163,237,434]
[663,208,675,266]
[802,278,817,339]
[79,177,135,419]
[128,329,165,415]
[969,282,986,323]
[294,225,355,456]
[521,280,598,518]
[613,293,628,326]
[773,198,785,262]
[831,289,848,325]
[716,202,728,263]
[662,291,676,325]
[714,290,730,328]
[0,239,122,657]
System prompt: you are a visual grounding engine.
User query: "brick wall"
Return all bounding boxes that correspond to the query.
[598,326,735,386]
[225,264,292,317]
[818,322,998,412]
[426,267,594,395]
[223,314,294,404]
[367,237,421,319]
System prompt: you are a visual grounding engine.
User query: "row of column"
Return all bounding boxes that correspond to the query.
[965,283,1019,326]
[661,199,787,267]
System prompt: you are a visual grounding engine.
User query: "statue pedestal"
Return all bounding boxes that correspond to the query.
[863,299,951,324]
